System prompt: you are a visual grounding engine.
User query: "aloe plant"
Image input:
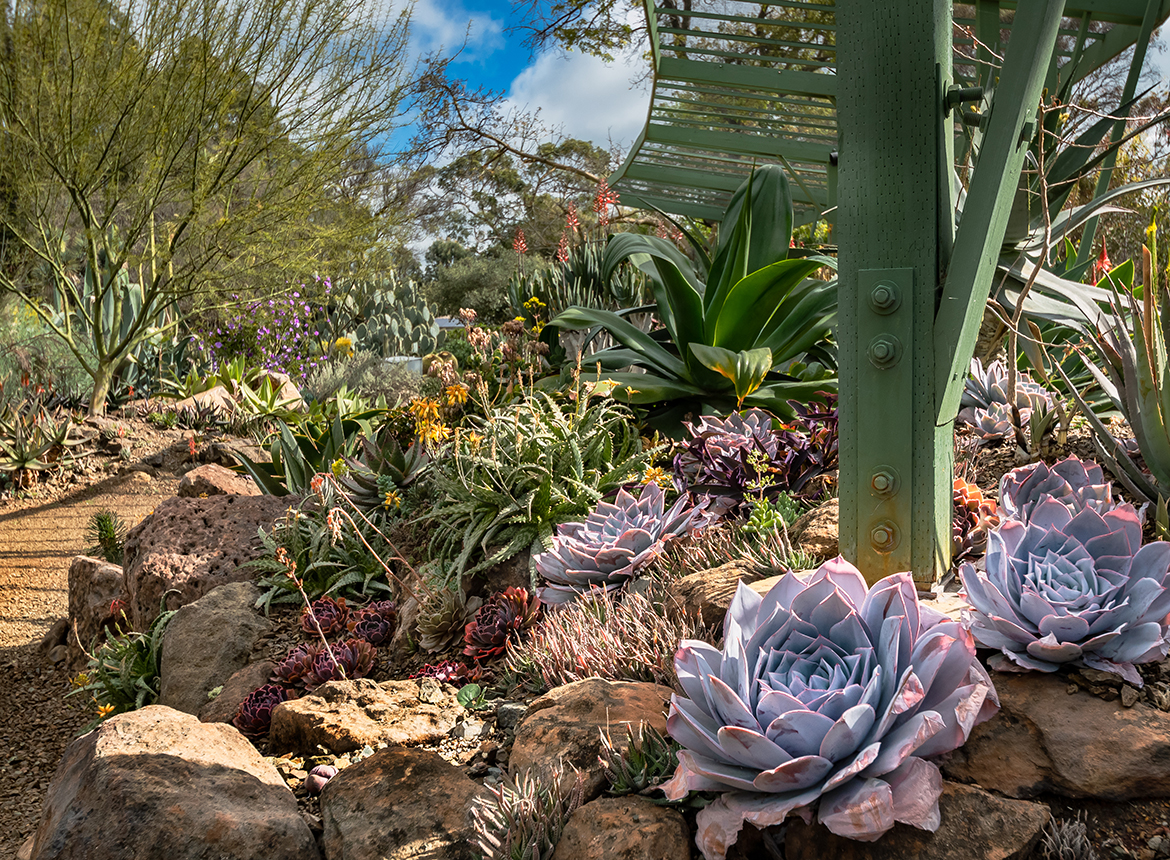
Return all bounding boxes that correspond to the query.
[550,165,837,433]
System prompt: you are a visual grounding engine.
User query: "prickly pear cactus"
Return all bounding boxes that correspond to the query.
[337,274,445,358]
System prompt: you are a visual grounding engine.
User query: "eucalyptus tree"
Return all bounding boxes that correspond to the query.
[0,0,416,413]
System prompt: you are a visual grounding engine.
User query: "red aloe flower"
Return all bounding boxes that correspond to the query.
[566,202,580,231]
[1092,240,1113,285]
[513,229,528,255]
[556,232,570,263]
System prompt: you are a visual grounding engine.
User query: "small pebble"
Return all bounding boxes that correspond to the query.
[1123,686,1141,708]
[495,702,527,730]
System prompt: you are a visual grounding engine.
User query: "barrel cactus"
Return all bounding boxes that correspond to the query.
[960,498,1170,685]
[662,558,997,857]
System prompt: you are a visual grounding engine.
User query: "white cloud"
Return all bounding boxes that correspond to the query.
[410,0,504,62]
[505,48,651,150]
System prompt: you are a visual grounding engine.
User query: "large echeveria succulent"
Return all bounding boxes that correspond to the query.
[662,558,997,858]
[960,498,1170,685]
[998,456,1118,523]
[534,482,710,605]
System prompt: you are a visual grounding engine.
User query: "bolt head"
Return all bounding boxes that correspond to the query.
[869,282,900,314]
[872,474,890,492]
[872,526,891,546]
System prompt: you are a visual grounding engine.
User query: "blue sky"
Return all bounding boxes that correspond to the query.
[409,0,652,152]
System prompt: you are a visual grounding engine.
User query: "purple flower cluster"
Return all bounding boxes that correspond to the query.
[192,277,333,382]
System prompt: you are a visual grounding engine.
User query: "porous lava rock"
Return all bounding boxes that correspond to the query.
[509,678,673,801]
[551,796,692,860]
[157,581,271,716]
[320,746,488,860]
[270,677,463,754]
[177,464,260,498]
[26,705,319,860]
[122,493,295,628]
[943,671,1170,799]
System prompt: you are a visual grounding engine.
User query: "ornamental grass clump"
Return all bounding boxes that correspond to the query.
[534,482,711,605]
[662,558,998,857]
[959,497,1170,685]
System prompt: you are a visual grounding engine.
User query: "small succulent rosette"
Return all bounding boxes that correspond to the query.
[662,558,997,859]
[959,497,1170,685]
[998,456,1118,523]
[534,482,711,605]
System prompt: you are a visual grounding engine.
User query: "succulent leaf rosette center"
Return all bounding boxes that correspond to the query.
[960,497,1170,684]
[662,558,997,859]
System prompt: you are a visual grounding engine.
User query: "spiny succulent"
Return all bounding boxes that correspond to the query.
[952,478,1000,563]
[417,589,483,653]
[233,683,295,740]
[304,638,377,690]
[534,482,711,605]
[960,498,1170,685]
[347,599,398,646]
[463,587,542,661]
[272,642,323,688]
[301,595,349,638]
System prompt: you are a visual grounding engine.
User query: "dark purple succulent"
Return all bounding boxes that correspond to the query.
[304,638,377,690]
[463,587,542,661]
[347,600,398,646]
[272,642,323,688]
[306,764,338,794]
[410,660,474,684]
[301,596,349,638]
[233,683,295,740]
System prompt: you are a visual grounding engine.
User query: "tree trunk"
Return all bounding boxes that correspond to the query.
[87,362,115,417]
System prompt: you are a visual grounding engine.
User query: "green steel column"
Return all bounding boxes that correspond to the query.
[837,0,954,587]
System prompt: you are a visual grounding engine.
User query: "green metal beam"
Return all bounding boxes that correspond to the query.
[655,57,838,99]
[934,0,1068,426]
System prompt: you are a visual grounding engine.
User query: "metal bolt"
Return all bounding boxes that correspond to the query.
[867,335,901,369]
[870,521,898,552]
[871,471,893,494]
[869,282,900,314]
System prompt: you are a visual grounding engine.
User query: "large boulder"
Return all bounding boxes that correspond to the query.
[122,493,295,628]
[510,679,673,802]
[789,497,839,559]
[200,659,277,725]
[177,464,260,498]
[551,796,692,860]
[157,582,272,716]
[320,746,489,860]
[672,560,768,628]
[66,556,125,670]
[26,705,320,860]
[270,678,464,755]
[943,671,1170,800]
[783,782,1049,860]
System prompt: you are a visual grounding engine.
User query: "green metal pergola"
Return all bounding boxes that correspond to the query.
[610,0,1170,587]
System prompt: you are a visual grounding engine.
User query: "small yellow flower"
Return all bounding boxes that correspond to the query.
[330,458,349,478]
[70,673,90,689]
[444,383,470,407]
[383,489,402,509]
[642,466,673,489]
[417,420,451,446]
[96,703,115,719]
[408,397,442,424]
[523,296,546,312]
[465,431,484,449]
[332,337,355,357]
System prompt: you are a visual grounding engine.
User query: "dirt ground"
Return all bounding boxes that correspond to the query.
[0,421,182,857]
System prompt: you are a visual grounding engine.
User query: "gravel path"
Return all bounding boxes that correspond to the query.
[0,463,179,858]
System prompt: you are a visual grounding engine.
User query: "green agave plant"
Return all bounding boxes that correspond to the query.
[550,165,837,433]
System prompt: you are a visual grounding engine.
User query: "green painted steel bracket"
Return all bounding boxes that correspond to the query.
[934,0,1068,425]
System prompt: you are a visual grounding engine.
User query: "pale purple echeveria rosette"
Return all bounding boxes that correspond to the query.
[998,456,1118,523]
[959,497,1170,685]
[534,482,711,605]
[661,558,998,859]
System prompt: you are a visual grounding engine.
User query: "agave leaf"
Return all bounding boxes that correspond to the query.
[690,344,772,407]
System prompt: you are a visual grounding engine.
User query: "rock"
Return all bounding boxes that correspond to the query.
[201,659,278,724]
[510,678,673,802]
[783,782,1049,860]
[202,439,271,471]
[27,705,320,860]
[320,746,489,860]
[270,678,464,754]
[157,582,272,716]
[171,385,235,418]
[177,464,260,498]
[47,645,69,665]
[257,370,306,411]
[471,548,533,597]
[943,671,1170,799]
[552,796,691,860]
[790,498,839,559]
[495,702,528,731]
[122,493,295,629]
[38,618,69,656]
[673,559,769,628]
[66,556,125,669]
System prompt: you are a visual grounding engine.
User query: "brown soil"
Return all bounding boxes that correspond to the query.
[0,419,183,857]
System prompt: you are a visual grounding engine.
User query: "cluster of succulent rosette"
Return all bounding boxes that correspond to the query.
[233,597,397,740]
[957,357,1054,440]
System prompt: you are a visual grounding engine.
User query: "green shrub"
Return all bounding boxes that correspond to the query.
[301,351,426,406]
